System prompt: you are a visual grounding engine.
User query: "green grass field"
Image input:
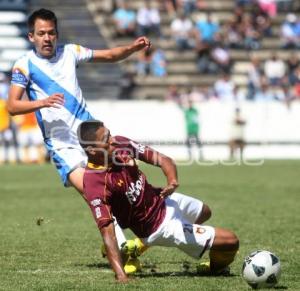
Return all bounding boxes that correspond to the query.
[0,161,299,291]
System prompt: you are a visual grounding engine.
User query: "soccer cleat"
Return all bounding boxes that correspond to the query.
[133,238,148,256]
[121,240,138,257]
[124,258,142,274]
[196,261,230,276]
[196,261,211,275]
[121,238,148,258]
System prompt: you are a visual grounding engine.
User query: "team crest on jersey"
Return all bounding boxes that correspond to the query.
[196,227,206,234]
[12,68,28,85]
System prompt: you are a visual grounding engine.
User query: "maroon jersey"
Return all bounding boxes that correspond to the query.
[83,136,166,238]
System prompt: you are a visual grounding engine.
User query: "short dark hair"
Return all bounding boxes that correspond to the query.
[77,120,104,149]
[28,8,58,33]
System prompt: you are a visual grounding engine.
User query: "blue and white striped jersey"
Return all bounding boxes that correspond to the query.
[11,44,95,151]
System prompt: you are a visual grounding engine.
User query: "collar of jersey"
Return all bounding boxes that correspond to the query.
[87,162,107,170]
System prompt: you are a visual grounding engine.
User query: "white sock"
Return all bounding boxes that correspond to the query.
[113,218,126,249]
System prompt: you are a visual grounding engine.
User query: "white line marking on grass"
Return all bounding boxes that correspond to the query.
[16,269,112,274]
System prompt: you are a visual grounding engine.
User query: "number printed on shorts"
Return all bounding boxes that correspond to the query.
[183,223,193,234]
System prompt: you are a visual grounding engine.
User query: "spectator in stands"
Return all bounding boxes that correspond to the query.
[151,46,167,76]
[253,81,275,101]
[0,73,20,164]
[170,12,195,51]
[276,0,293,12]
[223,18,244,49]
[137,47,153,75]
[264,53,286,87]
[213,74,236,101]
[240,13,261,50]
[257,0,277,18]
[287,53,300,86]
[251,4,272,37]
[137,0,161,37]
[291,66,300,100]
[165,84,181,102]
[118,72,136,99]
[235,0,252,7]
[180,0,197,15]
[247,57,264,100]
[0,73,10,164]
[228,107,246,160]
[195,42,216,74]
[137,46,167,77]
[195,13,220,46]
[113,1,136,37]
[211,42,232,74]
[160,0,178,16]
[280,13,300,49]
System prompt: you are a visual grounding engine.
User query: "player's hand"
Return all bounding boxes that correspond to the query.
[42,93,64,108]
[115,274,130,283]
[160,181,179,198]
[132,36,151,52]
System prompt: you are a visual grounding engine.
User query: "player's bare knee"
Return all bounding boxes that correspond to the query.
[195,204,212,224]
[226,232,239,251]
[212,228,239,251]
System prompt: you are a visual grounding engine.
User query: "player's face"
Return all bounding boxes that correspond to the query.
[28,19,58,58]
[94,127,114,160]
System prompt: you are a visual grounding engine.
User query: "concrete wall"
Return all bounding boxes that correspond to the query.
[87,100,300,160]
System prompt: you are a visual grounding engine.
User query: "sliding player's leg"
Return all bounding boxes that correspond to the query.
[208,227,239,274]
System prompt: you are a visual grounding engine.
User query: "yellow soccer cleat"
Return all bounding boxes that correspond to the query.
[121,240,138,257]
[196,261,211,275]
[133,238,148,256]
[124,258,142,274]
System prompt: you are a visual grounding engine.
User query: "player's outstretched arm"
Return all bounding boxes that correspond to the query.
[142,148,179,198]
[100,222,129,283]
[7,85,64,115]
[92,36,151,63]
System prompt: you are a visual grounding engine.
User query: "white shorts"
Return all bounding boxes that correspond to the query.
[18,129,43,146]
[142,192,215,259]
[48,146,87,186]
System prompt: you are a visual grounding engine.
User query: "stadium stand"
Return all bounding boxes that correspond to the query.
[0,0,29,73]
[86,0,300,100]
[1,0,300,100]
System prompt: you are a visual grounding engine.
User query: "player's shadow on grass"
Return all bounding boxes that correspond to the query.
[274,286,288,290]
[135,271,237,278]
[75,262,111,269]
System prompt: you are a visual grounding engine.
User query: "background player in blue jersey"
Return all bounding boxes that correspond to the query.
[7,8,150,271]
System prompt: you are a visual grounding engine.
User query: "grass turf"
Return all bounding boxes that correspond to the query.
[0,161,299,290]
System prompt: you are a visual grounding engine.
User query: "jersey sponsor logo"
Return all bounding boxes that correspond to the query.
[91,198,101,207]
[130,141,145,154]
[125,175,144,205]
[11,68,28,85]
[95,207,101,219]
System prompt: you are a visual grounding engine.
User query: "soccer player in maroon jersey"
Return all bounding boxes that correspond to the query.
[77,120,239,283]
